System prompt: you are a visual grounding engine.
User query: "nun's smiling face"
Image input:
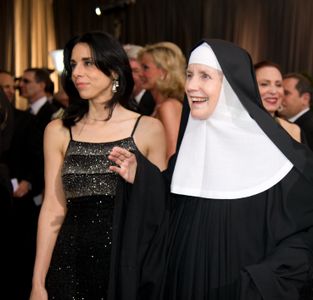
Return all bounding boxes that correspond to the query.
[185,63,223,120]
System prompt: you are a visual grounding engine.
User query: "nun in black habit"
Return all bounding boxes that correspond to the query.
[110,39,313,300]
[164,40,313,299]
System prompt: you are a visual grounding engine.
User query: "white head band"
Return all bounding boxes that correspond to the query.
[188,42,222,71]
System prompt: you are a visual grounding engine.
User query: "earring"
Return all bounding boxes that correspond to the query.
[112,78,119,93]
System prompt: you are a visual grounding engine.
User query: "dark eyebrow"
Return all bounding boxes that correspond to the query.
[70,57,93,63]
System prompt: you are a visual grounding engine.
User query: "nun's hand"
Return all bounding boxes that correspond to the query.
[108,146,137,184]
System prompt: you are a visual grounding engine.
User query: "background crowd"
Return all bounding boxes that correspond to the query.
[1,35,313,299]
[1,2,313,300]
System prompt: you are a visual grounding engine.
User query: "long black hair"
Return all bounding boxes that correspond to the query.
[0,87,14,199]
[0,87,13,154]
[62,31,134,128]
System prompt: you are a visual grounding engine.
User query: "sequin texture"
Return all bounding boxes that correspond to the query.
[46,137,137,300]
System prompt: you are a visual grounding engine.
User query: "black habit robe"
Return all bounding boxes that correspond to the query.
[165,39,313,300]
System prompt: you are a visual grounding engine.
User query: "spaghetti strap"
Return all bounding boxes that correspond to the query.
[130,115,143,137]
[69,127,73,140]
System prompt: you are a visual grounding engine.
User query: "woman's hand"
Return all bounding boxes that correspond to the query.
[108,146,137,184]
[13,180,31,198]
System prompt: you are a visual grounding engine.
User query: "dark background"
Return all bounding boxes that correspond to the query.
[1,0,313,77]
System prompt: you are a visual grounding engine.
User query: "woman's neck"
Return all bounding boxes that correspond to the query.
[151,89,166,104]
[86,102,119,122]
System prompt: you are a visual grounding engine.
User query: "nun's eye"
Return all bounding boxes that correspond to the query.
[186,73,193,79]
[200,73,211,80]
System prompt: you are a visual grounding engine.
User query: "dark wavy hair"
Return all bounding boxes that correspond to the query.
[283,72,313,103]
[254,60,282,73]
[62,31,134,128]
[0,88,13,155]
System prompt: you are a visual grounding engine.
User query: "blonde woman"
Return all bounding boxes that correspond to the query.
[139,42,186,161]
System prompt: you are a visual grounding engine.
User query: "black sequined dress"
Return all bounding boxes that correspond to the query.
[46,119,140,300]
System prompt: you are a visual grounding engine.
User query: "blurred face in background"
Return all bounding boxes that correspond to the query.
[0,73,15,103]
[280,77,306,119]
[140,53,165,91]
[255,66,284,116]
[129,58,144,96]
[19,71,45,103]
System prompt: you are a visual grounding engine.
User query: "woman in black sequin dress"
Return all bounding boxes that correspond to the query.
[29,32,167,300]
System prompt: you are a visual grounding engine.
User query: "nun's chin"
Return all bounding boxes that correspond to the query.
[190,109,212,120]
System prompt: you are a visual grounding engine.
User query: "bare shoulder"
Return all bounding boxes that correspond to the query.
[44,118,70,151]
[137,116,165,137]
[159,98,182,111]
[133,116,165,148]
[134,115,167,169]
[278,118,301,141]
[279,118,300,132]
[45,118,65,133]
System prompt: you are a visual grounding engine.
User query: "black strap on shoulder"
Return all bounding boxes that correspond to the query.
[69,127,73,140]
[130,115,143,137]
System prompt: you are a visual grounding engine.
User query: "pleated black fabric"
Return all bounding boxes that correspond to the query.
[166,168,313,299]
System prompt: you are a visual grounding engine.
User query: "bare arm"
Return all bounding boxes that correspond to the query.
[139,116,167,171]
[108,116,167,182]
[30,120,68,299]
[157,100,182,161]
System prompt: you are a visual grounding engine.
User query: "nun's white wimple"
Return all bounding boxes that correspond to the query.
[171,43,292,199]
[188,42,222,71]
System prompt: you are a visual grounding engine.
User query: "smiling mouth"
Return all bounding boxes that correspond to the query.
[264,97,278,104]
[191,97,209,103]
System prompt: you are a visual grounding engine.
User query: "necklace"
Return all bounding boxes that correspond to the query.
[86,112,109,122]
[86,116,108,122]
[86,103,116,122]
[77,112,109,137]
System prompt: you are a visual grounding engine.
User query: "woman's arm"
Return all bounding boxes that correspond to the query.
[108,116,167,182]
[30,120,68,299]
[140,116,167,171]
[157,99,182,161]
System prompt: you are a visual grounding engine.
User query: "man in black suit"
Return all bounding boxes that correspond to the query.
[280,73,313,151]
[0,85,14,297]
[19,68,59,203]
[0,70,43,198]
[123,44,155,115]
[19,68,58,134]
[0,70,43,299]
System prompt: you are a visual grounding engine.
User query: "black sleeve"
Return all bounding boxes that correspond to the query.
[241,169,313,300]
[109,153,168,300]
[242,235,313,300]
